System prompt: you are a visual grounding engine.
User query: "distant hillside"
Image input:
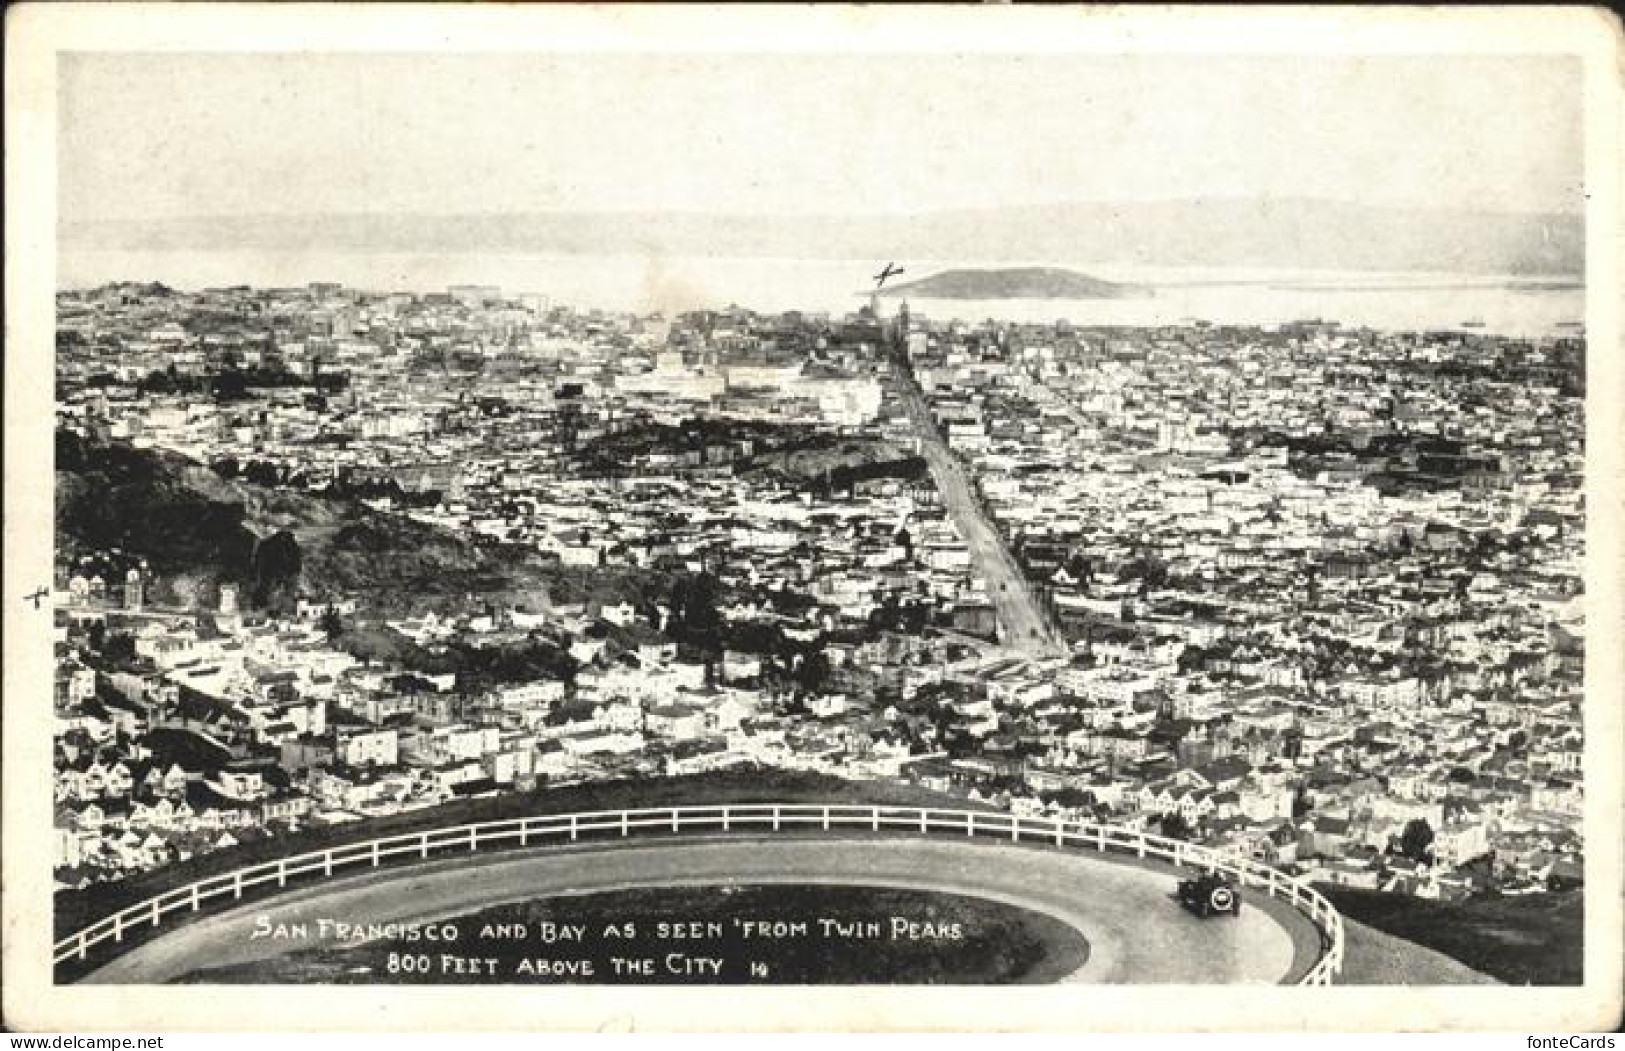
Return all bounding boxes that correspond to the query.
[54,431,616,616]
[1322,887,1581,986]
[876,267,1148,300]
[63,197,1583,276]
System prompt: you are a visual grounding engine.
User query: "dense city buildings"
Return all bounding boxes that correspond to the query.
[52,280,1586,903]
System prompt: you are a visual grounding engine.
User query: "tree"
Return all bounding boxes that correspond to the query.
[318,605,344,641]
[252,530,303,608]
[668,572,723,648]
[1159,812,1195,841]
[1399,818,1435,863]
[239,460,279,487]
[102,632,138,664]
[793,650,832,693]
[212,369,250,401]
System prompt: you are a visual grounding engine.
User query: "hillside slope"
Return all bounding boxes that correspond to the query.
[56,431,577,615]
[1337,917,1499,985]
[1324,887,1581,986]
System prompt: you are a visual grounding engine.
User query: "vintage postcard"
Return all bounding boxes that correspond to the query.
[4,2,1622,1033]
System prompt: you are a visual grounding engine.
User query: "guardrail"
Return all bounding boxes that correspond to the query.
[54,803,1344,984]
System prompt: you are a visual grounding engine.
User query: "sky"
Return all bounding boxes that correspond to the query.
[58,52,1584,223]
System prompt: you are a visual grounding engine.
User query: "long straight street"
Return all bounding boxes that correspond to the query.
[888,349,1068,658]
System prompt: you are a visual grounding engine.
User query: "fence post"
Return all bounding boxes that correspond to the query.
[372,841,381,868]
[570,814,579,841]
[872,806,880,832]
[519,820,529,847]
[420,831,430,859]
[323,851,332,877]
[469,826,478,852]
[233,872,243,899]
[822,806,830,831]
[1096,826,1106,852]
[113,914,123,943]
[150,898,161,926]
[722,806,730,833]
[1054,820,1063,847]
[277,859,287,887]
[966,813,975,837]
[78,936,87,960]
[772,806,781,832]
[1136,832,1146,858]
[919,810,928,834]
[621,811,629,837]
[671,810,680,833]
[192,884,201,911]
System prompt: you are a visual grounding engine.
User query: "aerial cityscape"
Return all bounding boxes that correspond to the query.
[51,279,1586,905]
[33,40,1598,1001]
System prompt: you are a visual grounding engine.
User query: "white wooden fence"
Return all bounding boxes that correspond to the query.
[54,802,1344,984]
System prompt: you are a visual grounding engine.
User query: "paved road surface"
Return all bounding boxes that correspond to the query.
[84,838,1303,985]
[888,362,1067,658]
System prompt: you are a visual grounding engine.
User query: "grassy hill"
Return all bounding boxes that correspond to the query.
[1336,916,1499,985]
[1322,886,1581,986]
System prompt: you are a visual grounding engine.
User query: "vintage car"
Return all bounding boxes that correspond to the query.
[1177,872,1242,917]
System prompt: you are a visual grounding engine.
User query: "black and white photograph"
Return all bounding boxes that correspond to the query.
[4,2,1622,1034]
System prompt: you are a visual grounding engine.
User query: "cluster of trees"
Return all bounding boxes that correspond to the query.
[444,636,580,694]
[212,457,292,488]
[211,366,348,401]
[866,597,935,635]
[656,571,836,695]
[133,364,348,402]
[804,455,929,498]
[136,366,207,396]
[84,622,140,665]
[211,457,442,507]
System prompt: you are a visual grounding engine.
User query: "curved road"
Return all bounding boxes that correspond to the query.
[84,837,1304,985]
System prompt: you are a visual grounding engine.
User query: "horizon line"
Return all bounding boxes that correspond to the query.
[60,194,1589,228]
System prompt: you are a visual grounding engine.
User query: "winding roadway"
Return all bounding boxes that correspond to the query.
[82,837,1309,985]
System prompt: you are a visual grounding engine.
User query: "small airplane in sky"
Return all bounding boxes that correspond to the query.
[873,262,905,289]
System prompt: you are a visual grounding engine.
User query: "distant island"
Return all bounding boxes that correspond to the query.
[874,267,1151,300]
